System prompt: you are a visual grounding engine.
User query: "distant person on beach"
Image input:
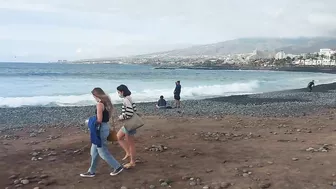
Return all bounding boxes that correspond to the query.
[174,80,181,108]
[307,80,315,92]
[116,84,138,169]
[80,87,123,178]
[156,95,172,109]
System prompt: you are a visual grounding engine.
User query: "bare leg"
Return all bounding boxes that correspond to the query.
[126,134,136,165]
[177,100,181,108]
[117,129,130,160]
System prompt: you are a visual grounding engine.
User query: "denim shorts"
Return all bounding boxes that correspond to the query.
[121,126,137,136]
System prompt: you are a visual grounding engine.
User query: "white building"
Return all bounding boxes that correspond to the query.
[247,49,274,60]
[275,51,286,59]
[319,48,335,58]
[294,59,336,66]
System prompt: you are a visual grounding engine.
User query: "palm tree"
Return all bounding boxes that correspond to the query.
[312,56,318,66]
[320,54,325,66]
[285,56,292,65]
[331,53,336,66]
[298,56,304,65]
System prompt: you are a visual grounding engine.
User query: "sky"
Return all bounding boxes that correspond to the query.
[0,0,335,62]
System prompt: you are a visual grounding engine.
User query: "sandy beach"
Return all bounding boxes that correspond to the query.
[1,83,336,189]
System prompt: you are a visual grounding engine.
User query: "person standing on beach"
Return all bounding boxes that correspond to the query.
[307,80,315,92]
[174,80,181,108]
[80,88,123,178]
[116,84,138,169]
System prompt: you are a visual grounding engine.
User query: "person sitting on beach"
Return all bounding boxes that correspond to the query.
[116,84,138,169]
[307,80,315,92]
[156,95,172,109]
[80,87,123,178]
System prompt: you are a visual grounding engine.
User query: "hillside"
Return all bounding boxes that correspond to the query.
[142,37,336,57]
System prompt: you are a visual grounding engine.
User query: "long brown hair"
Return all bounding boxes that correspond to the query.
[91,87,115,122]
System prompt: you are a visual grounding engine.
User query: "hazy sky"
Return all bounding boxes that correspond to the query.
[0,0,335,62]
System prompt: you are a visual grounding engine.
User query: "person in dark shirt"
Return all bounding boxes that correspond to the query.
[174,80,181,108]
[307,80,315,92]
[156,95,168,109]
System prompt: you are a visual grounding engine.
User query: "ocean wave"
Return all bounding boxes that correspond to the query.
[0,81,260,107]
[0,72,93,77]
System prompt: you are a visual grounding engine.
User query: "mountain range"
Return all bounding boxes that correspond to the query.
[140,37,336,57]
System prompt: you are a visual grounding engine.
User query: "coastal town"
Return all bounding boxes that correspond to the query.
[71,48,336,68]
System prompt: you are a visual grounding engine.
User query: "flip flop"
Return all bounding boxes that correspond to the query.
[123,162,136,169]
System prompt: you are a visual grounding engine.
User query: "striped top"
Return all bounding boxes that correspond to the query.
[119,96,137,120]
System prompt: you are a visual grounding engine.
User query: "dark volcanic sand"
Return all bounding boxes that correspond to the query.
[1,84,336,189]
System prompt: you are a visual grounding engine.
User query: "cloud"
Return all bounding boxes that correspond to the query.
[0,0,335,61]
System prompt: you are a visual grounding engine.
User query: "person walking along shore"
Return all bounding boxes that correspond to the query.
[116,84,139,169]
[80,87,123,177]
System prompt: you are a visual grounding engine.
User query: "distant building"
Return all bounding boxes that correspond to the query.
[247,49,274,60]
[294,58,336,66]
[286,54,296,58]
[319,48,334,58]
[275,50,286,59]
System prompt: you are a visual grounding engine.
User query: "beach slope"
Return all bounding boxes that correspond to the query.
[1,83,336,188]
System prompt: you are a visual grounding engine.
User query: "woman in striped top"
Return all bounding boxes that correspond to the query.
[116,84,137,169]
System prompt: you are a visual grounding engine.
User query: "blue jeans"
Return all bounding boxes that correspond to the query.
[88,123,121,173]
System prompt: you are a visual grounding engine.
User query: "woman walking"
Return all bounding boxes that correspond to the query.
[80,87,123,177]
[117,84,138,169]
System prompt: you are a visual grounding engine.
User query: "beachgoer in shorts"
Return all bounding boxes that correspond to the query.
[116,84,137,169]
[80,87,123,178]
[174,80,181,108]
[307,80,315,92]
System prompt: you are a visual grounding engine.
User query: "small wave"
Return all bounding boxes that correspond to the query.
[0,72,89,77]
[0,81,260,107]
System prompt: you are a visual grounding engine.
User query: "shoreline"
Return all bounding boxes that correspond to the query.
[1,82,336,130]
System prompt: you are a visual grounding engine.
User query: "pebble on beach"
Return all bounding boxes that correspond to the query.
[146,145,168,152]
[259,182,272,189]
[292,157,299,161]
[21,179,29,185]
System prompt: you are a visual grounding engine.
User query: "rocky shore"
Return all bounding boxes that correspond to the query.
[1,82,336,130]
[1,83,336,188]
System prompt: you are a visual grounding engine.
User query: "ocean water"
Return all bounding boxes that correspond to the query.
[1,62,336,108]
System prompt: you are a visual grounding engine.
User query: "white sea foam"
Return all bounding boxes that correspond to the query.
[0,80,260,107]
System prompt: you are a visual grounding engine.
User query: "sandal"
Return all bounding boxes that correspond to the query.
[122,155,130,161]
[123,162,136,169]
